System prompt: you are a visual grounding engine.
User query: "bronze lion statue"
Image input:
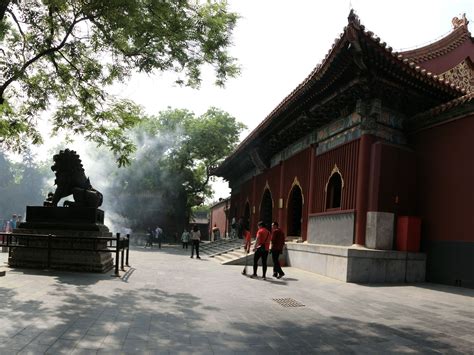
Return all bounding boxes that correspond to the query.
[45,149,103,208]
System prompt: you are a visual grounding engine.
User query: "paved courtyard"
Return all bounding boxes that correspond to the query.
[0,246,473,354]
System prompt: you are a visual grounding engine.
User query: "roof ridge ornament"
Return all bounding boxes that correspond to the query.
[348,9,361,28]
[452,13,468,30]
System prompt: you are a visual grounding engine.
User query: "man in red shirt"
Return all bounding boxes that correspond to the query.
[251,221,271,280]
[271,221,285,279]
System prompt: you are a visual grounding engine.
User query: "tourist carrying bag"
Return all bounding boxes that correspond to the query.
[257,230,270,252]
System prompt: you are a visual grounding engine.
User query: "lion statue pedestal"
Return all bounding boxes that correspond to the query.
[8,149,114,273]
[9,207,114,272]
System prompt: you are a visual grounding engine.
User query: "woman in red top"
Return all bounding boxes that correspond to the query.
[251,221,272,280]
[243,227,252,253]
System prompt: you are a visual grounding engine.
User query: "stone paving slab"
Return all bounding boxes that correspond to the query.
[0,246,473,354]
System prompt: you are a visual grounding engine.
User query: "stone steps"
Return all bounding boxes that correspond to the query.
[202,238,277,266]
[200,239,244,257]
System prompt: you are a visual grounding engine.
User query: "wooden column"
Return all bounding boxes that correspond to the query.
[304,144,317,241]
[354,134,374,246]
[278,161,285,227]
[251,175,257,236]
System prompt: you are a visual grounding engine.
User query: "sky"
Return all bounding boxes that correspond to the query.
[35,0,473,203]
[106,0,473,201]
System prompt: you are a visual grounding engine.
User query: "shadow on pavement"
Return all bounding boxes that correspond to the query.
[0,281,472,354]
[360,281,474,296]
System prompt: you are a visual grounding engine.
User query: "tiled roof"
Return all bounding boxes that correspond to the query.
[399,18,471,64]
[413,92,474,118]
[215,11,467,174]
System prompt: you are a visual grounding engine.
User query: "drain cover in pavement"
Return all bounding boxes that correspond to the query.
[272,298,305,307]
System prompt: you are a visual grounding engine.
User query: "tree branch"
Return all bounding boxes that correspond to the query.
[56,50,83,80]
[188,165,212,195]
[0,15,88,101]
[5,8,26,62]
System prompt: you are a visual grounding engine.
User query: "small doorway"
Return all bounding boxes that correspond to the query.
[287,185,303,237]
[259,189,273,230]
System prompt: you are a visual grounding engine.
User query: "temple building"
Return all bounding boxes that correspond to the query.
[214,12,474,288]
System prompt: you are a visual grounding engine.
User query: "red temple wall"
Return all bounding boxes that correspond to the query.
[239,178,254,233]
[313,140,359,213]
[209,201,228,239]
[239,180,253,211]
[230,193,241,222]
[367,142,417,216]
[254,164,281,225]
[280,148,312,240]
[411,114,474,242]
[228,148,313,239]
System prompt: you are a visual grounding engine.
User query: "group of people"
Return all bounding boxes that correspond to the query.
[1,214,21,232]
[182,220,287,280]
[244,220,286,280]
[145,226,163,249]
[181,225,202,259]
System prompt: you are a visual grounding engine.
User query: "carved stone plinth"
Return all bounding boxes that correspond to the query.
[8,207,114,273]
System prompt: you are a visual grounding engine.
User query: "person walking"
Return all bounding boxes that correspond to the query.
[190,225,201,259]
[181,228,190,250]
[251,221,271,280]
[212,224,221,241]
[155,226,163,249]
[243,227,252,253]
[271,221,286,279]
[241,226,252,275]
[145,227,154,248]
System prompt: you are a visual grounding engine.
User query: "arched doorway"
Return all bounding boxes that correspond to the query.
[287,185,303,237]
[326,171,343,209]
[244,202,250,231]
[259,189,273,230]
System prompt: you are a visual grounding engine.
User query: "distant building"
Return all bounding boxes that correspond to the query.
[209,197,230,240]
[215,12,474,287]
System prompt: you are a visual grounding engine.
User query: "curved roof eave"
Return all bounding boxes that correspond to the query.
[214,11,468,178]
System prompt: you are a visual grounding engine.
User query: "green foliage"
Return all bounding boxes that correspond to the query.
[192,204,210,214]
[0,150,50,220]
[0,0,239,165]
[154,106,245,199]
[91,107,245,232]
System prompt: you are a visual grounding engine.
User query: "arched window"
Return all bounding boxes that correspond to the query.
[287,184,303,237]
[259,189,273,230]
[326,166,343,210]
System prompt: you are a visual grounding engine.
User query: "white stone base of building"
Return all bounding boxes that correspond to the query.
[285,242,426,283]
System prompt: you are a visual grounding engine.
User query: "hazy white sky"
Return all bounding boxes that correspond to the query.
[108,0,473,200]
[40,0,474,201]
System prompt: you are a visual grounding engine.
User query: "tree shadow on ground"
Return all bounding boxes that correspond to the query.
[0,277,473,354]
[1,248,473,354]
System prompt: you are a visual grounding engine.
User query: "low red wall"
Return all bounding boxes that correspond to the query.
[411,114,474,242]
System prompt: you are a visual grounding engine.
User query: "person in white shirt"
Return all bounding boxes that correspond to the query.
[155,226,163,249]
[190,225,201,259]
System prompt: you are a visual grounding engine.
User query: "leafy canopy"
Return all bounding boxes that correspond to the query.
[88,107,245,231]
[0,0,239,166]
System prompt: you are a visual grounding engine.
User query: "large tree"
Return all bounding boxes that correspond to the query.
[0,0,239,166]
[87,107,245,234]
